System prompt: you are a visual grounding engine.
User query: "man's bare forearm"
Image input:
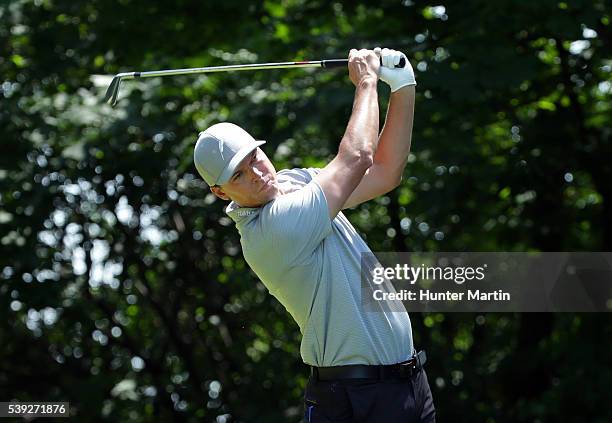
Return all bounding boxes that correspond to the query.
[374,85,416,183]
[314,49,380,219]
[339,78,379,162]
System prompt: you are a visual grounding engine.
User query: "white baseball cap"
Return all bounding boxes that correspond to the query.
[193,122,266,186]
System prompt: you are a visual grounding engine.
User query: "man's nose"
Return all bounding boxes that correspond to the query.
[251,165,264,180]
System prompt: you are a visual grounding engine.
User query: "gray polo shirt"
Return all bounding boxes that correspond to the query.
[226,167,414,366]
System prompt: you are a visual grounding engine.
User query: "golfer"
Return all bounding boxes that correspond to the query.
[194,48,435,422]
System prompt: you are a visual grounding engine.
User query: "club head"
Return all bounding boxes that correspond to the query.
[103,75,122,107]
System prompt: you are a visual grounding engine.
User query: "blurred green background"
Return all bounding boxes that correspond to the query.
[1,0,611,421]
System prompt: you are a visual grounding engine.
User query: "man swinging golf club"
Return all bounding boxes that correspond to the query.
[194,47,435,422]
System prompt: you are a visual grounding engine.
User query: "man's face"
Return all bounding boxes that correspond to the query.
[210,147,280,207]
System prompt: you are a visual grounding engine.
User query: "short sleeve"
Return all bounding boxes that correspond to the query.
[259,178,332,266]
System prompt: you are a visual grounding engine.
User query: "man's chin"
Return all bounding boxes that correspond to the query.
[264,188,278,200]
[263,185,282,202]
[242,185,280,207]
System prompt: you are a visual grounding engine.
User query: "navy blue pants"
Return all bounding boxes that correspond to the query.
[303,368,436,422]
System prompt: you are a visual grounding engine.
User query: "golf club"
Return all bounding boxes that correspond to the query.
[103,57,406,107]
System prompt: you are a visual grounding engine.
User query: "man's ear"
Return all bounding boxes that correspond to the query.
[210,185,230,201]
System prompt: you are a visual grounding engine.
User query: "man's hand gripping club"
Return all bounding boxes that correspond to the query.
[374,47,417,92]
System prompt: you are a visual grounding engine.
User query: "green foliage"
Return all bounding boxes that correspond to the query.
[1,0,611,421]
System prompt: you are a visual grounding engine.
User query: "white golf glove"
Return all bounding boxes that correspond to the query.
[374,47,416,92]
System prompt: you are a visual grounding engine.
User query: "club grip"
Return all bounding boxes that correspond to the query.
[322,57,406,69]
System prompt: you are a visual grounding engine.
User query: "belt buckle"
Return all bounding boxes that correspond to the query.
[398,359,416,378]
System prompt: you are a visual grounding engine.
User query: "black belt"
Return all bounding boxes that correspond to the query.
[310,350,427,381]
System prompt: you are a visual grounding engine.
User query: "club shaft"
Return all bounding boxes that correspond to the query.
[104,57,404,106]
[117,60,331,80]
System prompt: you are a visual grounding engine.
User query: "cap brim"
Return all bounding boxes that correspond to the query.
[215,140,266,185]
